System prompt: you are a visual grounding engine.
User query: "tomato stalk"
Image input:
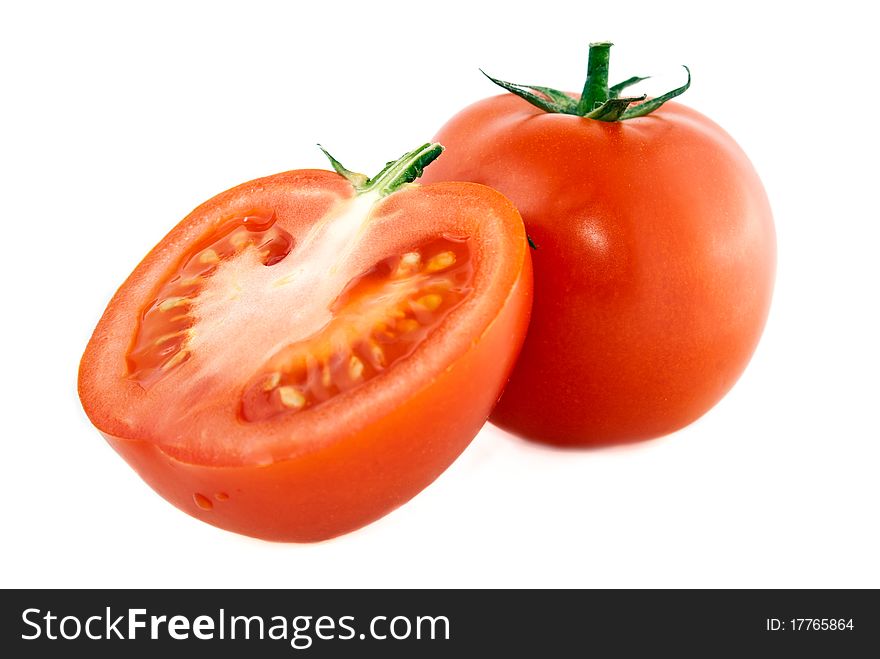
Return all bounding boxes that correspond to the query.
[482,42,691,121]
[319,143,444,197]
[577,41,612,114]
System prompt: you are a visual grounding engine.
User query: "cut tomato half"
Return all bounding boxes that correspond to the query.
[79,143,532,542]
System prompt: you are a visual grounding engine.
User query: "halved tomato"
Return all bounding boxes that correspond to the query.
[78,143,532,542]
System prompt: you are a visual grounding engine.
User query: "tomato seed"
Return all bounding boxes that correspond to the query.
[365,340,385,367]
[161,350,190,371]
[278,386,306,409]
[415,294,443,311]
[157,297,190,312]
[397,318,420,333]
[426,251,456,272]
[198,249,220,264]
[349,356,364,381]
[262,372,282,391]
[230,230,250,249]
[394,252,421,278]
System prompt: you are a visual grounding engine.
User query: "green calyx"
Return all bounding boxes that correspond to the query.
[482,41,690,121]
[318,142,444,197]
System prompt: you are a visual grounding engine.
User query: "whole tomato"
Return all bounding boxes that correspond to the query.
[422,43,776,446]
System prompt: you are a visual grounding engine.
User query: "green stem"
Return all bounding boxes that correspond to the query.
[365,143,444,196]
[577,41,612,114]
[480,42,690,122]
[318,145,368,188]
[319,143,444,197]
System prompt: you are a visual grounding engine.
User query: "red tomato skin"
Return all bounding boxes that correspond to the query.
[422,95,776,446]
[103,257,530,542]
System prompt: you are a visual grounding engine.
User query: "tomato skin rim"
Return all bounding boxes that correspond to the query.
[98,252,531,542]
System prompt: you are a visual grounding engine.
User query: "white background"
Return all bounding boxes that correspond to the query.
[2,1,878,588]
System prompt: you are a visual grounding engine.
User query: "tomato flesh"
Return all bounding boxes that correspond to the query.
[240,237,472,422]
[127,200,474,424]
